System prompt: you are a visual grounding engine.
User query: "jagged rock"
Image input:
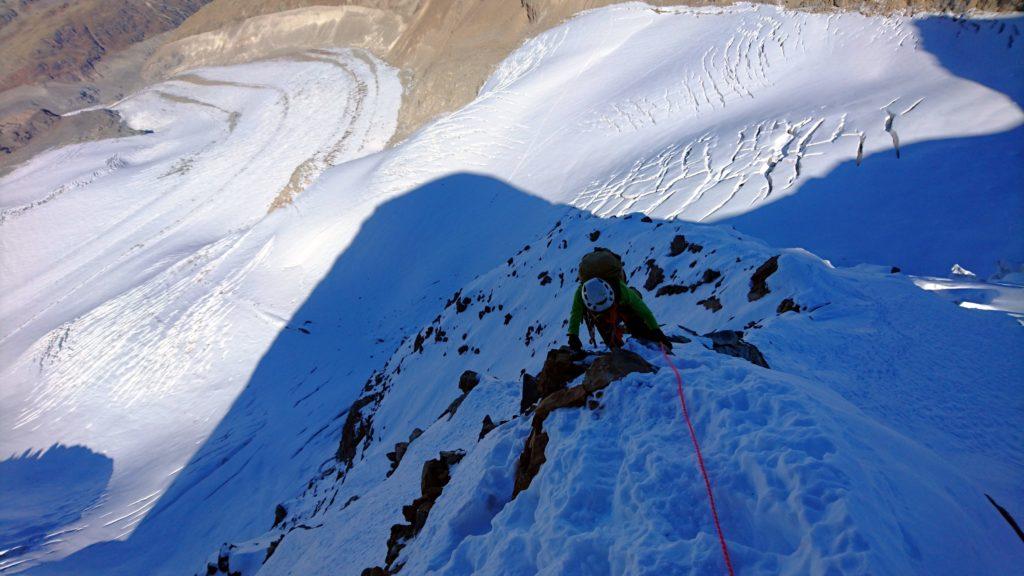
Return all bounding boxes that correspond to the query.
[699,268,721,285]
[579,349,656,393]
[375,450,466,571]
[421,459,450,498]
[521,372,540,413]
[387,428,427,476]
[656,284,688,296]
[337,394,378,469]
[777,298,801,314]
[272,504,287,528]
[439,450,465,467]
[479,415,497,439]
[589,230,601,241]
[440,370,482,421]
[386,441,408,465]
[669,234,689,256]
[706,330,770,368]
[362,568,387,576]
[698,296,723,312]
[749,255,779,301]
[458,370,480,393]
[643,259,665,291]
[537,347,588,396]
[264,535,284,562]
[667,332,693,344]
[513,350,655,497]
[655,267,721,297]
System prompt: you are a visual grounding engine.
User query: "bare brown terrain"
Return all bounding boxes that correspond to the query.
[0,0,1020,173]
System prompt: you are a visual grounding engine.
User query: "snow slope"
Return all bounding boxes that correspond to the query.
[1,3,1022,575]
[244,210,1022,576]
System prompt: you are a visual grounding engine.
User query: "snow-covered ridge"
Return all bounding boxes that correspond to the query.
[1,3,1022,575]
[214,203,1022,575]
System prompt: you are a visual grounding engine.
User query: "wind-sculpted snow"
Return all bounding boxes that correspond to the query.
[2,3,1022,575]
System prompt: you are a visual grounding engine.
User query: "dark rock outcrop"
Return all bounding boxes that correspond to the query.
[655,267,721,297]
[669,234,689,256]
[272,504,287,528]
[705,330,769,368]
[368,450,466,574]
[439,370,482,421]
[458,370,480,393]
[519,346,588,412]
[749,255,779,301]
[777,298,801,314]
[513,350,655,497]
[655,283,688,296]
[698,295,723,312]
[479,415,497,439]
[337,394,380,471]
[643,259,665,291]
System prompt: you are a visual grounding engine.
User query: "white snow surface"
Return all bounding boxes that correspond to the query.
[0,3,1022,575]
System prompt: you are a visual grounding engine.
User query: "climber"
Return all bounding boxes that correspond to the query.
[567,247,672,352]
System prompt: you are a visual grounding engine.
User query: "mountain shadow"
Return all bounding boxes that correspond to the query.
[26,174,580,575]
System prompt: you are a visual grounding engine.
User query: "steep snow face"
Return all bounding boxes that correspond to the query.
[239,211,1022,576]
[0,48,401,571]
[2,3,1022,575]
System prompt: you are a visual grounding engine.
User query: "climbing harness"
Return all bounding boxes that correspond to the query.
[660,343,735,576]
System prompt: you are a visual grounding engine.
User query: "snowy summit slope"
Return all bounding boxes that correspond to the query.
[1,3,1022,575]
[241,209,1022,576]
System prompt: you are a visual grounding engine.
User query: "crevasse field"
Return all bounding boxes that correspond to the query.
[1,3,1021,575]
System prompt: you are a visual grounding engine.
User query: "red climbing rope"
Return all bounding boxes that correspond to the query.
[660,343,735,576]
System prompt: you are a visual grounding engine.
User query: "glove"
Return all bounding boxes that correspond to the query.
[568,333,583,351]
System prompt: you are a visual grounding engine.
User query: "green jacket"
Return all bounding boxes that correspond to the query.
[568,280,660,336]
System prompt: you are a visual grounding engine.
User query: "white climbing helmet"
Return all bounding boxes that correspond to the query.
[582,278,615,313]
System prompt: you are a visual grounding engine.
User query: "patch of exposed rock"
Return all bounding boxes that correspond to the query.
[364,449,466,575]
[513,349,655,497]
[520,347,588,412]
[705,330,769,368]
[748,255,779,302]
